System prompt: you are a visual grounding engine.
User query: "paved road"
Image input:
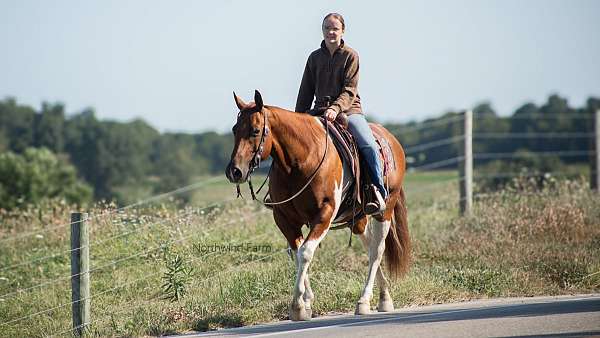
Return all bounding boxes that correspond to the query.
[173,294,600,338]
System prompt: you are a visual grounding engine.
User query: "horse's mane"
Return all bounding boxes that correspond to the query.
[264,105,324,146]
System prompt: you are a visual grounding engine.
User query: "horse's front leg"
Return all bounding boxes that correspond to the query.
[288,246,315,319]
[290,204,336,321]
[288,247,316,317]
[273,210,311,320]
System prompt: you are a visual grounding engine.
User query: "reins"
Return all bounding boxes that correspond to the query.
[237,111,330,206]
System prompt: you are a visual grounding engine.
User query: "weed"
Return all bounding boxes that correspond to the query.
[161,253,194,302]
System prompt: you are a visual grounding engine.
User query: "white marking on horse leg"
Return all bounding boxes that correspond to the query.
[358,226,392,311]
[303,275,314,315]
[356,218,391,315]
[376,266,391,298]
[376,266,394,312]
[291,175,343,321]
[291,230,326,321]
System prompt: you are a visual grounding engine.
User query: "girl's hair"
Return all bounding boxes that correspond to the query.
[323,13,345,30]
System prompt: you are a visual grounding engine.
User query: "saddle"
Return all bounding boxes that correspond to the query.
[316,114,396,228]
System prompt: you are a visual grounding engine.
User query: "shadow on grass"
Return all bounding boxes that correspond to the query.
[192,313,245,332]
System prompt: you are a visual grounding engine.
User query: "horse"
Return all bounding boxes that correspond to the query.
[225,90,410,321]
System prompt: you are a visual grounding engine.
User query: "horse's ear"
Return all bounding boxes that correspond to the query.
[233,91,246,110]
[254,90,263,111]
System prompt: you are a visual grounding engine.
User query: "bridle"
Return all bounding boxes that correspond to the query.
[235,108,330,206]
[244,107,269,180]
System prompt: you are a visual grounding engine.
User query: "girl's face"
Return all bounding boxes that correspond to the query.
[322,17,344,45]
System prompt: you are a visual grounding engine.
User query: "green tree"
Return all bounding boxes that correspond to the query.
[194,131,234,173]
[0,97,36,152]
[151,134,208,194]
[0,148,92,209]
[34,102,65,153]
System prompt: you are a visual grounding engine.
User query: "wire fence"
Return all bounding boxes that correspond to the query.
[1,208,271,328]
[1,110,598,337]
[404,135,464,155]
[474,132,595,139]
[488,113,593,120]
[0,199,237,274]
[395,113,465,134]
[0,176,225,245]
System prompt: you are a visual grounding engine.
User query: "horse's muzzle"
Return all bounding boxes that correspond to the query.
[225,162,245,183]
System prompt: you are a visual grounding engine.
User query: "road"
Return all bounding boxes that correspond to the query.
[173,294,600,338]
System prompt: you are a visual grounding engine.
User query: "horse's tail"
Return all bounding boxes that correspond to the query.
[384,187,411,280]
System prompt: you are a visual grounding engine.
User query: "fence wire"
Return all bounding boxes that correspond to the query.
[409,156,464,171]
[474,132,594,139]
[395,114,465,134]
[0,176,226,244]
[0,198,237,273]
[489,114,593,120]
[0,208,269,327]
[404,135,464,155]
[0,201,260,301]
[48,231,284,337]
[474,150,593,160]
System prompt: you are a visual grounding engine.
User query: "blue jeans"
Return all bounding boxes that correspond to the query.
[347,114,387,198]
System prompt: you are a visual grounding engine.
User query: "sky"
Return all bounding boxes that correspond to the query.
[1,0,599,133]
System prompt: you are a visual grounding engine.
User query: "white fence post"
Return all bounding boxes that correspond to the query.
[594,109,600,191]
[459,110,473,215]
[71,212,90,336]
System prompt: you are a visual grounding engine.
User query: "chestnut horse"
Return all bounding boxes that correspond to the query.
[225,90,410,320]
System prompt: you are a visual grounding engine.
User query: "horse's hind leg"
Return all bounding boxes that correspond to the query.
[375,268,394,312]
[356,218,391,315]
[359,231,394,312]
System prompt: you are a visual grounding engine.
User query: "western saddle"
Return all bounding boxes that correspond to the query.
[315,112,395,229]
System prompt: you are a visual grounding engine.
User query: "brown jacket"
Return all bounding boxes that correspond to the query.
[295,40,362,115]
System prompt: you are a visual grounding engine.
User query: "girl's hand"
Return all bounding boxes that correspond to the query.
[325,108,338,121]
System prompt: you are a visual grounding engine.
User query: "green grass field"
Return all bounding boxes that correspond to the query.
[0,172,599,337]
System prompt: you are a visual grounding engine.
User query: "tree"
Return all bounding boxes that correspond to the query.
[0,148,92,210]
[0,97,36,152]
[34,102,66,153]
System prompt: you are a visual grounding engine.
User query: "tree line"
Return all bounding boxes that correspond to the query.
[0,94,598,208]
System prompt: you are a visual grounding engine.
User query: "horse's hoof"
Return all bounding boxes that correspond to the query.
[290,306,311,321]
[355,302,371,315]
[377,300,394,312]
[305,307,313,318]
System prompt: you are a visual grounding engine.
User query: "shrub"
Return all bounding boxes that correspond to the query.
[0,147,92,209]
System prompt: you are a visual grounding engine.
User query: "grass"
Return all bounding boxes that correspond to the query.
[0,172,598,337]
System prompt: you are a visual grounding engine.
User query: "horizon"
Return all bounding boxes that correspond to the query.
[1,91,598,135]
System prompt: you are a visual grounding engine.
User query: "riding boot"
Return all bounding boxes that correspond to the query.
[364,185,386,215]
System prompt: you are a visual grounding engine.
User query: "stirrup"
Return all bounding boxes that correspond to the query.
[364,189,386,215]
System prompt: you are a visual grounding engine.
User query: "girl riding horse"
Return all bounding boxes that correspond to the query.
[296,13,387,215]
[225,13,410,321]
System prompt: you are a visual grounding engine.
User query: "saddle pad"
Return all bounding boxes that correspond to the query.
[370,124,396,177]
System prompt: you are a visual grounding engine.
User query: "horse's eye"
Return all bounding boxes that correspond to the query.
[252,128,261,137]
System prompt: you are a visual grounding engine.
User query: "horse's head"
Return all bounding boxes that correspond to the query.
[225,90,273,184]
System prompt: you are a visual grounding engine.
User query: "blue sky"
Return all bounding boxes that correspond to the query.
[1,0,599,133]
